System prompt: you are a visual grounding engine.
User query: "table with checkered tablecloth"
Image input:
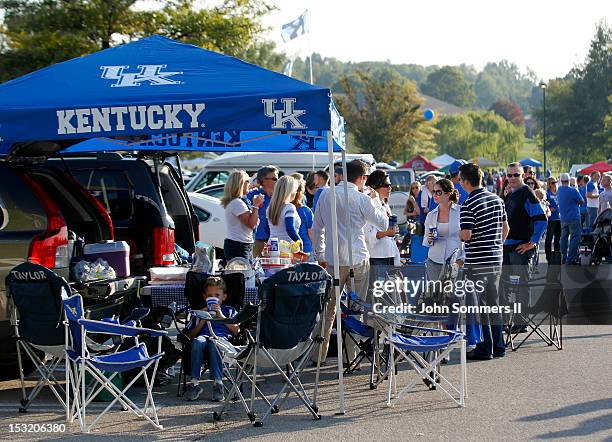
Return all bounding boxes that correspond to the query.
[141,284,259,309]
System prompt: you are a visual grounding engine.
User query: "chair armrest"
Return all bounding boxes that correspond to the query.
[78,318,168,337]
[194,303,259,326]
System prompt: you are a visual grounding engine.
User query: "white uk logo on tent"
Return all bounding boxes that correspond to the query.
[262,98,306,129]
[100,65,183,87]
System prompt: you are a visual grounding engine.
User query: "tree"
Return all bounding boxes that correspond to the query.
[489,99,525,126]
[0,0,277,82]
[435,111,523,166]
[533,23,612,166]
[421,66,476,108]
[475,61,537,113]
[335,69,437,163]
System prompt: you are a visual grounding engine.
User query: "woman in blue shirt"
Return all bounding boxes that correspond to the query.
[291,176,314,254]
[545,177,561,263]
[267,176,301,244]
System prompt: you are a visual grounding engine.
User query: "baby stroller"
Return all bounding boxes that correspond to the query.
[581,208,612,265]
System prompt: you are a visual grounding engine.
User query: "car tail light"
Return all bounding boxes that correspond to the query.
[23,176,69,268]
[153,226,175,266]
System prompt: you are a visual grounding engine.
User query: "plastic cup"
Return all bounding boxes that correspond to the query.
[206,297,219,316]
[509,275,520,285]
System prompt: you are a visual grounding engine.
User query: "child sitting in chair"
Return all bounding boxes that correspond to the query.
[185,276,239,402]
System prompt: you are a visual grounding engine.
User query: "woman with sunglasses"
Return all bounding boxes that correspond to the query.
[524,177,540,190]
[545,176,561,263]
[365,170,400,266]
[423,179,464,281]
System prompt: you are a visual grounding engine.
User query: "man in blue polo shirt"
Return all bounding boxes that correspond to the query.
[449,159,469,205]
[557,173,584,264]
[247,165,278,257]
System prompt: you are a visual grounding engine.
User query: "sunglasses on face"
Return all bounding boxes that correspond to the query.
[433,189,446,196]
[507,173,521,178]
[527,181,536,186]
[264,177,278,182]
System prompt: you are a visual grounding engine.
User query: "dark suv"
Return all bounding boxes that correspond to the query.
[0,151,197,378]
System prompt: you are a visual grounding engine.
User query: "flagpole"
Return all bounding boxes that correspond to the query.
[308,8,313,84]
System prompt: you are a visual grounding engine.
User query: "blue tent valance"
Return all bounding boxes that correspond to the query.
[61,130,344,154]
[0,35,344,154]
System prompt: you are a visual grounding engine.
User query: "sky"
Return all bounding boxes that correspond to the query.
[264,0,611,81]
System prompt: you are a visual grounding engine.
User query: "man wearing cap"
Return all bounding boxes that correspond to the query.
[247,165,278,257]
[449,160,469,205]
[557,173,584,264]
[503,162,547,320]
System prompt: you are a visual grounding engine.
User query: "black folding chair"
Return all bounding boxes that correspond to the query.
[6,262,70,413]
[176,271,245,397]
[210,263,332,427]
[503,251,567,351]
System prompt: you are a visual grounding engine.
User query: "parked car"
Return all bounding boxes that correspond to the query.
[0,150,198,379]
[188,193,226,256]
[194,183,225,199]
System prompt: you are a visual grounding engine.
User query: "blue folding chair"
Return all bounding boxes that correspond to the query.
[63,294,167,433]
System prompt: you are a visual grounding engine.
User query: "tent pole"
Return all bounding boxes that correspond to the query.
[341,151,356,295]
[327,131,345,415]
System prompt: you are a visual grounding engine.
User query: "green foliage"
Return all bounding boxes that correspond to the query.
[335,69,437,163]
[421,66,476,108]
[0,0,277,82]
[533,23,612,167]
[435,111,523,165]
[475,61,538,111]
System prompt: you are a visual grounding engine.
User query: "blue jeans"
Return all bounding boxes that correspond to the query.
[587,207,598,227]
[190,335,224,381]
[560,220,582,264]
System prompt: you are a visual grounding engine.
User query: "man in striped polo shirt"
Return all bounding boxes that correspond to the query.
[459,163,509,360]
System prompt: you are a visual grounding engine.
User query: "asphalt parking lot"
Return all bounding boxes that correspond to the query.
[0,324,610,441]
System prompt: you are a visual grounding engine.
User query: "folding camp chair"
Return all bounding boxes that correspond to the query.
[365,257,467,407]
[209,263,332,427]
[6,262,70,413]
[176,270,246,397]
[503,251,567,351]
[63,294,167,433]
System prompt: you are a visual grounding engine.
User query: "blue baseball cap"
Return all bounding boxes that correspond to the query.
[449,159,467,175]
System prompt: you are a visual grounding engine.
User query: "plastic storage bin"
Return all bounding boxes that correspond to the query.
[83,241,130,277]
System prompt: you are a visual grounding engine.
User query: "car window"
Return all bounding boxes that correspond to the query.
[71,170,134,221]
[389,171,412,192]
[193,206,211,222]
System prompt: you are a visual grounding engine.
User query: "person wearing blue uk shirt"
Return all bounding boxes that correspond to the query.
[503,162,547,319]
[557,173,584,265]
[247,165,278,258]
[545,177,561,263]
[578,175,589,227]
[449,160,469,205]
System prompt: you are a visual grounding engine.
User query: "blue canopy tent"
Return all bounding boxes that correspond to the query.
[519,158,542,167]
[0,35,349,413]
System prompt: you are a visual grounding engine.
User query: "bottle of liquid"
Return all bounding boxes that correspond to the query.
[269,237,280,264]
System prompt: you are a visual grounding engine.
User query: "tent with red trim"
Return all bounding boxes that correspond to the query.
[399,154,439,171]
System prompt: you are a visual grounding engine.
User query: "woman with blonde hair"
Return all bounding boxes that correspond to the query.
[267,175,302,243]
[220,170,264,260]
[291,176,315,254]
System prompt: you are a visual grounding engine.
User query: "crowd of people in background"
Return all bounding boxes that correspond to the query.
[220,159,611,362]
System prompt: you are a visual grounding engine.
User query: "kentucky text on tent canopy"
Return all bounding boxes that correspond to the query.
[0,35,345,153]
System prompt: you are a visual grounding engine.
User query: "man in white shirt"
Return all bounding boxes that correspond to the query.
[598,173,612,216]
[312,159,389,363]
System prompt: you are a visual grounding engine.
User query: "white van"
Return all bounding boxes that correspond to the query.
[185,151,378,192]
